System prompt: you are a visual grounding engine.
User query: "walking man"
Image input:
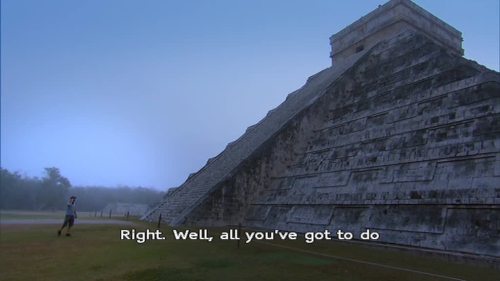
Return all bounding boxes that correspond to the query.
[58,196,77,237]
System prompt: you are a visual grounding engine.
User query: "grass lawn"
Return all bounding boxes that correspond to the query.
[0,221,498,281]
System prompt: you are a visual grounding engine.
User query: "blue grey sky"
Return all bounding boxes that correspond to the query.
[1,0,499,190]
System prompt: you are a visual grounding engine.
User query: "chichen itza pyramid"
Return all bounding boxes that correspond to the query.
[144,0,500,259]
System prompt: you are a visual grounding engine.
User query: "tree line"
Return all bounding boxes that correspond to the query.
[0,167,165,211]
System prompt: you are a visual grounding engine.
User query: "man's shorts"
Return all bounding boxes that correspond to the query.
[63,215,75,227]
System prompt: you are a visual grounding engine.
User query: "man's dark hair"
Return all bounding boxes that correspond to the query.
[70,196,76,199]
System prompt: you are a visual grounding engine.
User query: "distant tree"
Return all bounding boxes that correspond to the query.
[0,168,40,210]
[37,167,71,210]
[1,167,163,211]
[70,185,164,211]
[0,168,20,209]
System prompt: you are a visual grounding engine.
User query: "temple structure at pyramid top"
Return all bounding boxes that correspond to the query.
[330,0,463,66]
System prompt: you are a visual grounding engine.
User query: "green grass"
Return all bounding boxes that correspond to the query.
[0,221,498,281]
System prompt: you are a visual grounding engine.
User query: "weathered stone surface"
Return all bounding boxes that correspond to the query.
[330,0,463,66]
[144,0,500,259]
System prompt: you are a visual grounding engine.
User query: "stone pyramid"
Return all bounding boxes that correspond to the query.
[144,0,499,258]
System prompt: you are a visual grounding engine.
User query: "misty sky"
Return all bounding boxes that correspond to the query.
[1,0,499,190]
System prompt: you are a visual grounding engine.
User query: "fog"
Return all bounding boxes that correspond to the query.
[2,0,498,190]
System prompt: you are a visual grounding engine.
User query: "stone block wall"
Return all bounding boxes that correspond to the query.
[182,33,500,258]
[330,0,463,66]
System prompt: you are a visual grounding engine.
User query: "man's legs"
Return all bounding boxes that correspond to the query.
[65,217,74,236]
[58,216,70,236]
